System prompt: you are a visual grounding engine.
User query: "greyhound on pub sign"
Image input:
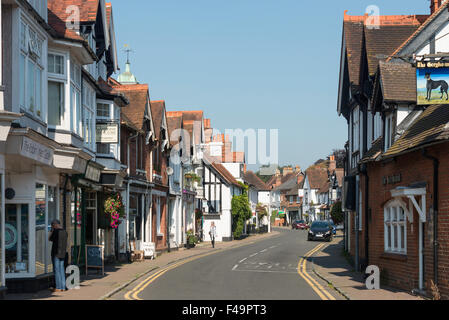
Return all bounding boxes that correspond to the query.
[426,72,449,101]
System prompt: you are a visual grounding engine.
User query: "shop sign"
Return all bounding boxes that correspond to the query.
[141,242,156,259]
[416,61,449,105]
[20,137,53,165]
[85,164,101,183]
[96,123,119,144]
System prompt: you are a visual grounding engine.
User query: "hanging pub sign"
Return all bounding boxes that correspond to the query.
[85,163,101,183]
[96,123,119,144]
[416,61,449,105]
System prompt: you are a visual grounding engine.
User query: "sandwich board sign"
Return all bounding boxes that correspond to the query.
[416,61,449,105]
[142,242,156,259]
[85,245,104,276]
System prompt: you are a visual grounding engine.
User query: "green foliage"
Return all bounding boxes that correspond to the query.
[231,185,252,239]
[330,201,344,224]
[256,203,268,220]
[186,229,199,245]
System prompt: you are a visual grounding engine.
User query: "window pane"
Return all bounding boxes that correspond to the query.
[27,60,35,112]
[36,68,42,118]
[96,143,110,154]
[20,54,26,108]
[387,224,392,250]
[35,184,46,276]
[400,224,405,251]
[5,204,29,274]
[48,82,63,126]
[391,207,397,221]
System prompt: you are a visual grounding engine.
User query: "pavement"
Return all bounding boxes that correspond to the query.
[113,227,342,300]
[311,235,425,300]
[4,230,279,300]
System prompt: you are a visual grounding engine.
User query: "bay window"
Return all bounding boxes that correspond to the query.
[384,201,407,254]
[20,20,44,120]
[48,82,64,126]
[83,83,96,151]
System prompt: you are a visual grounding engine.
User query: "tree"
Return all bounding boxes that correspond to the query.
[332,149,346,168]
[231,183,252,239]
[330,201,344,224]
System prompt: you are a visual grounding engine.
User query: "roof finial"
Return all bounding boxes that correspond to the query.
[123,44,133,64]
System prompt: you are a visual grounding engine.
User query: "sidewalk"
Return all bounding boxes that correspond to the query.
[311,236,424,300]
[5,231,279,300]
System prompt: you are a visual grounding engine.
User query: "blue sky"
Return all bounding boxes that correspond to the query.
[110,0,429,171]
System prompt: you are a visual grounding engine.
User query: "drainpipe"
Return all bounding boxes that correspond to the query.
[360,164,369,269]
[62,174,69,230]
[422,149,439,288]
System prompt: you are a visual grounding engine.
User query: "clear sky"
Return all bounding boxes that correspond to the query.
[110,0,429,171]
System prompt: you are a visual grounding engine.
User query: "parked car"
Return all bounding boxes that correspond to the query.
[308,221,333,242]
[292,220,309,230]
[329,221,337,235]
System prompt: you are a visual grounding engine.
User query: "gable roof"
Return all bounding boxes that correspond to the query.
[305,168,328,190]
[343,14,364,86]
[204,155,241,187]
[383,104,449,158]
[243,171,270,191]
[150,100,167,141]
[166,111,204,146]
[112,83,150,130]
[166,114,183,146]
[389,2,449,60]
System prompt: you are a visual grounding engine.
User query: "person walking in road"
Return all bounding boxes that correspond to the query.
[209,222,217,248]
[49,219,68,292]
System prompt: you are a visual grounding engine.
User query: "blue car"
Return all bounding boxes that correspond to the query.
[330,222,337,235]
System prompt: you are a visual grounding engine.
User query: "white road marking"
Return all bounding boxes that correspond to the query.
[239,258,247,263]
[260,249,268,253]
[250,253,258,257]
[232,264,238,271]
[232,269,298,274]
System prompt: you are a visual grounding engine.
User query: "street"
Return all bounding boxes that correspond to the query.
[112,228,342,300]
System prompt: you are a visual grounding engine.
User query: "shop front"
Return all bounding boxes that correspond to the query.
[3,129,63,293]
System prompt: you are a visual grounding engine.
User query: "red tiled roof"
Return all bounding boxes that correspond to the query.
[306,168,328,190]
[150,100,167,140]
[166,114,183,146]
[48,0,100,41]
[112,83,150,130]
[243,171,270,191]
[204,155,241,187]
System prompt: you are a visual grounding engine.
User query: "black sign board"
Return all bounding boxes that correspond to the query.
[85,245,104,276]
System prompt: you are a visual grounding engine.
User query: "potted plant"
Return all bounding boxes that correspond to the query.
[186,230,196,249]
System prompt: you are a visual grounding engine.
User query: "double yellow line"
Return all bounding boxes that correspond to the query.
[124,250,220,300]
[297,243,336,300]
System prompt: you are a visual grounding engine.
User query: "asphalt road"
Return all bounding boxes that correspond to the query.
[113,228,342,300]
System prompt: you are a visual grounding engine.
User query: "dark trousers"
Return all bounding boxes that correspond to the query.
[211,237,215,248]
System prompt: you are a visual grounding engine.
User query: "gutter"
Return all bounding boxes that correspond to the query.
[422,148,439,288]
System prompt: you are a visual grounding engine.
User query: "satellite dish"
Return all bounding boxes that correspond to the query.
[166,167,174,176]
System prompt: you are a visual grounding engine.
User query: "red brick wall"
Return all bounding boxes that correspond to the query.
[354,143,449,298]
[152,194,168,251]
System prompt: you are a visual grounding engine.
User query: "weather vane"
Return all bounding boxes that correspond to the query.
[123,44,134,63]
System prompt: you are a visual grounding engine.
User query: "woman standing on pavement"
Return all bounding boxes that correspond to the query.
[209,222,217,248]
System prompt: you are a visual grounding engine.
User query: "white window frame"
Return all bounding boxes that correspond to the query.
[48,50,68,129]
[352,106,360,153]
[82,82,96,152]
[19,18,45,121]
[156,197,162,235]
[384,200,407,255]
[385,113,394,151]
[70,61,82,136]
[96,100,116,157]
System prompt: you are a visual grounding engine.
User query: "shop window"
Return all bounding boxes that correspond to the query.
[35,184,58,275]
[384,201,407,254]
[5,204,30,274]
[156,197,161,235]
[129,194,138,241]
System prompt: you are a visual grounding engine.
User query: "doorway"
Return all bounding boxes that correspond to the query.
[5,204,30,276]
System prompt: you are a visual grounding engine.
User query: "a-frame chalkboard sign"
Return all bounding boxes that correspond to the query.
[85,245,105,276]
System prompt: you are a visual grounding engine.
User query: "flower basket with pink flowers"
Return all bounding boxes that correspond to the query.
[104,193,125,229]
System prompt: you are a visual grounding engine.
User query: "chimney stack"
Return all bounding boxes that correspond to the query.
[329,155,336,172]
[431,0,443,14]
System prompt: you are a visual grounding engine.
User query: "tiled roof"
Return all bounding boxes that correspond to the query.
[383,104,449,158]
[306,167,328,189]
[243,171,270,191]
[167,111,203,145]
[48,0,100,41]
[365,25,421,76]
[166,114,183,146]
[204,155,241,187]
[343,17,364,86]
[378,61,416,102]
[121,111,142,133]
[286,187,299,196]
[335,168,344,187]
[112,84,149,130]
[97,78,129,104]
[150,101,166,140]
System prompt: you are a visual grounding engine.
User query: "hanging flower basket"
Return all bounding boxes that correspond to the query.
[104,193,125,229]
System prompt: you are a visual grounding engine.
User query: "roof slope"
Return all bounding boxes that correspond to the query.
[204,155,241,187]
[150,101,166,140]
[378,61,417,102]
[166,115,183,146]
[306,168,328,189]
[112,84,149,129]
[243,171,270,191]
[383,104,449,158]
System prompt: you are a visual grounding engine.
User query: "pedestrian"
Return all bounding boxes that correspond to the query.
[49,219,68,292]
[209,222,217,248]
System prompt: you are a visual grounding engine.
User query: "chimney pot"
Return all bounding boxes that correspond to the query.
[431,0,443,14]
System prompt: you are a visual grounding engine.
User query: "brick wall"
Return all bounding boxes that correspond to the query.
[349,143,449,298]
